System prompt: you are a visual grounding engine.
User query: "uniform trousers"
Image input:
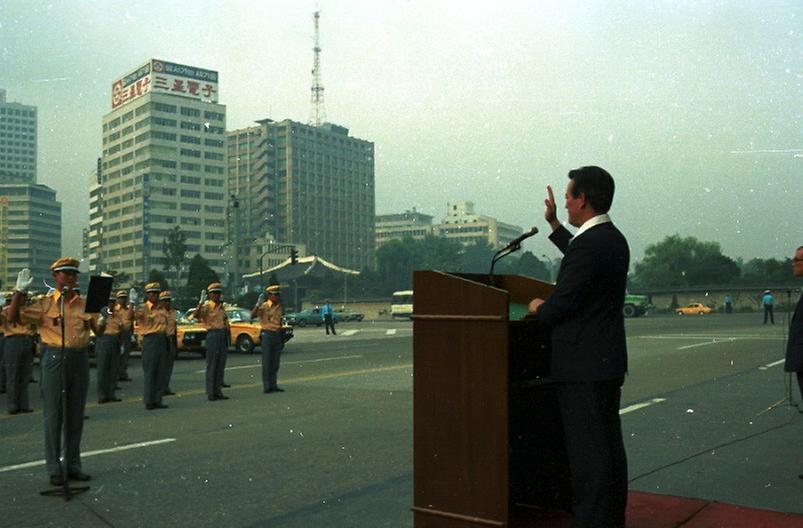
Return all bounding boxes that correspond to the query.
[95,334,120,401]
[141,333,167,407]
[763,304,775,324]
[5,335,33,412]
[205,329,227,397]
[556,378,628,528]
[118,329,132,380]
[324,314,336,335]
[0,333,5,392]
[261,330,284,390]
[164,334,177,390]
[40,345,89,476]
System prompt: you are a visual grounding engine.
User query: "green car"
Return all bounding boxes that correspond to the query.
[285,308,343,327]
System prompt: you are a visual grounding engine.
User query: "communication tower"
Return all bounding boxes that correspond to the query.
[309,7,326,126]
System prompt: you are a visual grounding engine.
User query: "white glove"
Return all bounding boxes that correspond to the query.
[98,306,109,326]
[15,269,33,292]
[0,292,4,306]
[256,292,266,306]
[199,289,207,304]
[128,288,139,305]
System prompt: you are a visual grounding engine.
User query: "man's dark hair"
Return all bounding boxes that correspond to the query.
[568,166,615,214]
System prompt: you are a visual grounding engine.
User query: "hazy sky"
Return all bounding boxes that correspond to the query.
[1,0,800,265]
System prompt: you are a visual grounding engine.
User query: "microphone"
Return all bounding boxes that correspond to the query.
[503,226,539,250]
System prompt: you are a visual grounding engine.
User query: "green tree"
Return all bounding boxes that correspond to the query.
[147,269,169,291]
[510,251,551,281]
[186,254,219,297]
[632,235,740,288]
[740,257,793,285]
[162,226,188,284]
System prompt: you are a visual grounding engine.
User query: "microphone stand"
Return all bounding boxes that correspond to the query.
[40,287,90,500]
[489,243,521,288]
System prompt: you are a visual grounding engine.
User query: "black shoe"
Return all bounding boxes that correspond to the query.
[109,398,122,403]
[215,394,229,400]
[270,387,285,392]
[220,383,231,388]
[208,395,218,401]
[98,399,110,404]
[29,378,37,383]
[8,409,19,415]
[50,475,64,486]
[68,472,91,482]
[154,403,168,409]
[119,377,133,382]
[146,404,156,410]
[114,386,122,390]
[264,389,271,393]
[163,390,176,396]
[20,408,34,413]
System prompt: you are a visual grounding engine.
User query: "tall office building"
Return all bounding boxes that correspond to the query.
[99,59,227,281]
[0,89,61,288]
[436,201,523,248]
[227,119,375,272]
[0,88,37,184]
[375,209,434,248]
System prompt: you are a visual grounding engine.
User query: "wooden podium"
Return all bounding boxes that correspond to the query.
[412,271,572,528]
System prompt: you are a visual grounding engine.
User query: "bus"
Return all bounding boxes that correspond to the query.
[391,290,413,319]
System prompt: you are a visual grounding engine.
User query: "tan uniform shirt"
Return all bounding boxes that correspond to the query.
[20,291,96,348]
[165,309,177,337]
[115,302,134,332]
[255,300,284,332]
[194,301,228,330]
[135,301,167,335]
[3,305,37,337]
[103,308,123,336]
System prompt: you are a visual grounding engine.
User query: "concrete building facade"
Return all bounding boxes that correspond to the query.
[98,59,227,281]
[437,200,523,248]
[0,89,37,184]
[227,119,375,274]
[375,209,434,248]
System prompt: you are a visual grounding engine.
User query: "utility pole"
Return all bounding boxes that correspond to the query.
[309,5,326,126]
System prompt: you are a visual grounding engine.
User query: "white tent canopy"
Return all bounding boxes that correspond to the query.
[242,255,360,285]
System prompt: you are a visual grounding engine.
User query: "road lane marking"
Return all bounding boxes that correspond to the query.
[759,359,786,370]
[0,438,176,473]
[386,329,397,335]
[340,330,358,336]
[677,338,736,350]
[619,398,666,415]
[196,354,365,373]
[637,335,784,341]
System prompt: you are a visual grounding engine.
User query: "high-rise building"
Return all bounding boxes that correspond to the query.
[99,59,227,281]
[0,88,37,184]
[226,119,375,272]
[87,159,103,273]
[375,209,434,248]
[436,201,523,248]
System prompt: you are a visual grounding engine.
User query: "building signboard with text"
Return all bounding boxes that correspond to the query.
[111,59,219,109]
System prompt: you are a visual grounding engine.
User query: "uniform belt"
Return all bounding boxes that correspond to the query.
[143,332,166,337]
[5,334,33,339]
[101,332,119,337]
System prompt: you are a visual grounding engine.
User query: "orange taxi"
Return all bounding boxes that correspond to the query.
[675,302,714,315]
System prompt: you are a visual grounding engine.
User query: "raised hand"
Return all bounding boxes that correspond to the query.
[98,306,109,326]
[256,292,266,306]
[199,289,208,305]
[15,269,33,292]
[544,185,558,225]
[128,288,139,306]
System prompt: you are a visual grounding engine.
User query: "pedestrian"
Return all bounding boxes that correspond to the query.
[321,299,336,335]
[528,166,629,528]
[160,291,177,396]
[193,282,230,401]
[251,284,285,393]
[134,283,169,410]
[9,258,102,486]
[784,246,803,418]
[724,294,733,314]
[96,295,127,404]
[115,290,134,382]
[762,289,775,324]
[3,291,36,414]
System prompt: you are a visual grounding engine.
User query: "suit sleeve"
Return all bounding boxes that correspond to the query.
[548,225,573,254]
[536,239,597,327]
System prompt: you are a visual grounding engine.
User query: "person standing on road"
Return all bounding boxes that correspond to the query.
[194,282,230,401]
[784,247,803,419]
[3,291,36,414]
[321,299,336,336]
[9,258,102,486]
[160,291,177,396]
[96,295,127,404]
[252,284,285,393]
[528,166,629,528]
[135,283,169,410]
[762,290,775,324]
[115,290,134,382]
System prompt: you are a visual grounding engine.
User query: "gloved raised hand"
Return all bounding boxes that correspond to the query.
[199,289,208,305]
[98,306,110,326]
[256,292,266,306]
[128,288,139,306]
[15,269,33,292]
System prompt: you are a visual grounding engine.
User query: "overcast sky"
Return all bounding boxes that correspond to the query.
[1,0,800,265]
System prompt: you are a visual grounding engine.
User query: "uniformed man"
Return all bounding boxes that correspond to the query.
[96,295,128,404]
[193,282,229,401]
[251,284,285,393]
[3,291,36,414]
[134,282,169,410]
[159,290,177,396]
[9,258,102,486]
[115,290,134,382]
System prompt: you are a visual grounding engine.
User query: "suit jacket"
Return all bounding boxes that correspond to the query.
[784,291,803,372]
[536,222,629,382]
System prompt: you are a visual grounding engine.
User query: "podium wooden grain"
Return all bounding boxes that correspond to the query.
[412,271,571,528]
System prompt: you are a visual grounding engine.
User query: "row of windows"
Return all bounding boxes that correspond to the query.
[0,107,35,117]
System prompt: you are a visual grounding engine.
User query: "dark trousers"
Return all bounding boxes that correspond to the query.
[4,335,33,412]
[40,346,89,476]
[0,334,5,391]
[556,378,628,528]
[118,329,132,379]
[96,335,120,401]
[141,334,167,407]
[324,314,336,335]
[205,329,227,397]
[797,372,803,401]
[164,334,177,390]
[261,330,284,390]
[764,305,774,324]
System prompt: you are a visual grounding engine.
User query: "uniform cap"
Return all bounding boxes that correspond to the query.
[764,289,771,294]
[266,284,281,294]
[115,290,129,298]
[207,282,222,293]
[50,257,80,273]
[144,282,161,292]
[159,290,172,301]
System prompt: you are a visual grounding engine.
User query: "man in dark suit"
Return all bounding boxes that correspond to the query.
[784,246,803,422]
[528,166,629,528]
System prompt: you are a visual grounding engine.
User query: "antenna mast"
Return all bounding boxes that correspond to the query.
[309,6,326,126]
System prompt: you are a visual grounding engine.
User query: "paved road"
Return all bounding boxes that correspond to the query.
[1,314,801,527]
